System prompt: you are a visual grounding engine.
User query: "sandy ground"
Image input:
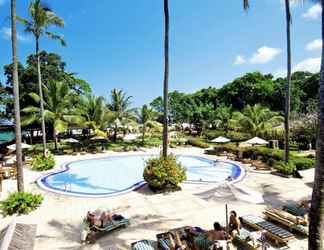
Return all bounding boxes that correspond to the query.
[0,147,314,250]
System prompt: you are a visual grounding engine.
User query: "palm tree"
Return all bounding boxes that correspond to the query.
[214,105,233,134]
[22,81,80,150]
[232,104,283,137]
[162,0,169,158]
[136,105,159,145]
[108,89,134,142]
[309,1,324,249]
[11,0,24,191]
[77,95,112,137]
[18,0,66,156]
[284,0,292,163]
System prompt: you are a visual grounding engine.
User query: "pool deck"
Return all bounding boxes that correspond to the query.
[0,147,314,250]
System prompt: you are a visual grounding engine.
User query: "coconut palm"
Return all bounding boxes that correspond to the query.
[22,81,80,150]
[308,1,324,249]
[136,105,159,145]
[18,0,66,156]
[232,104,283,137]
[108,89,134,142]
[162,0,169,157]
[77,95,112,137]
[11,0,24,191]
[242,0,291,161]
[214,105,233,134]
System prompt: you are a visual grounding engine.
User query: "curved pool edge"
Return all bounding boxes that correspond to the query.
[36,154,246,198]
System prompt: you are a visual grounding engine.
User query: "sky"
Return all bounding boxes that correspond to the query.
[0,0,322,107]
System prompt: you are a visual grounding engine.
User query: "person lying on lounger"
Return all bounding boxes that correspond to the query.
[87,209,113,227]
[167,231,187,250]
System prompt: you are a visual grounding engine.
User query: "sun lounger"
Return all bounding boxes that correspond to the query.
[283,203,307,217]
[85,214,130,243]
[131,240,155,250]
[156,226,190,250]
[233,228,262,250]
[263,208,308,236]
[241,215,295,246]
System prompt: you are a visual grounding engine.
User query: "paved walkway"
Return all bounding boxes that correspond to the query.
[0,147,314,249]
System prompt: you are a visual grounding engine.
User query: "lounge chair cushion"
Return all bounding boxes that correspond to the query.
[132,240,155,250]
[242,215,294,240]
[283,203,307,217]
[194,234,213,250]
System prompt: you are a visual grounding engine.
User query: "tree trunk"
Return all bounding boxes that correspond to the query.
[284,0,291,163]
[11,0,24,192]
[113,125,117,142]
[53,128,57,151]
[162,0,169,158]
[36,38,47,157]
[142,124,146,145]
[308,1,324,248]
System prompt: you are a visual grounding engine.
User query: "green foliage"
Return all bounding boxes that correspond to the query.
[231,104,283,137]
[187,138,210,148]
[291,157,315,170]
[275,161,296,175]
[31,153,55,171]
[0,192,43,216]
[143,154,186,192]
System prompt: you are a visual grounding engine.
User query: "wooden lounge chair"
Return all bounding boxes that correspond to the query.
[85,214,130,243]
[157,226,190,250]
[131,240,156,250]
[241,215,295,246]
[233,228,262,250]
[263,208,308,236]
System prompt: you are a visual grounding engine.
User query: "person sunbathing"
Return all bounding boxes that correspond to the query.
[168,231,187,250]
[206,222,227,241]
[229,210,241,237]
[87,209,113,227]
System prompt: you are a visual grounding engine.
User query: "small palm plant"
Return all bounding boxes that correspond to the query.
[136,105,160,145]
[18,0,66,156]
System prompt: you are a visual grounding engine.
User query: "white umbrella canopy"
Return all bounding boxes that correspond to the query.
[244,136,268,145]
[211,136,231,143]
[7,143,32,150]
[123,134,138,141]
[62,138,79,143]
[90,135,107,141]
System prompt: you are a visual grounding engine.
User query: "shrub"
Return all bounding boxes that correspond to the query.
[143,154,186,192]
[275,161,296,175]
[31,153,55,171]
[291,158,315,170]
[187,138,209,148]
[0,192,43,216]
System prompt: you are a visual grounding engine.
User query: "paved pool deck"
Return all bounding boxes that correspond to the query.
[0,147,314,250]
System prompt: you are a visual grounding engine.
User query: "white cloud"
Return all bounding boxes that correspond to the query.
[306,39,322,51]
[1,27,30,42]
[234,55,246,65]
[293,57,321,73]
[302,4,322,20]
[249,46,282,64]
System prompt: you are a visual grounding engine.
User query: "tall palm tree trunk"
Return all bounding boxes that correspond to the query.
[284,0,291,163]
[11,0,24,192]
[308,2,324,248]
[162,0,169,158]
[36,38,47,156]
[53,128,58,151]
[142,124,146,145]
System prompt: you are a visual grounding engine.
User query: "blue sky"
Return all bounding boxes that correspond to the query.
[0,0,322,107]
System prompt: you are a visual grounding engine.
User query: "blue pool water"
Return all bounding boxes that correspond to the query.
[38,155,244,197]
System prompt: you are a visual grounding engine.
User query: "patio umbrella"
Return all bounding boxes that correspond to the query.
[196,182,264,204]
[7,143,32,150]
[62,138,79,143]
[244,137,268,145]
[211,136,231,143]
[90,136,107,141]
[123,134,137,141]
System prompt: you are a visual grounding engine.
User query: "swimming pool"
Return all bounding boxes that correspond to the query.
[37,155,245,198]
